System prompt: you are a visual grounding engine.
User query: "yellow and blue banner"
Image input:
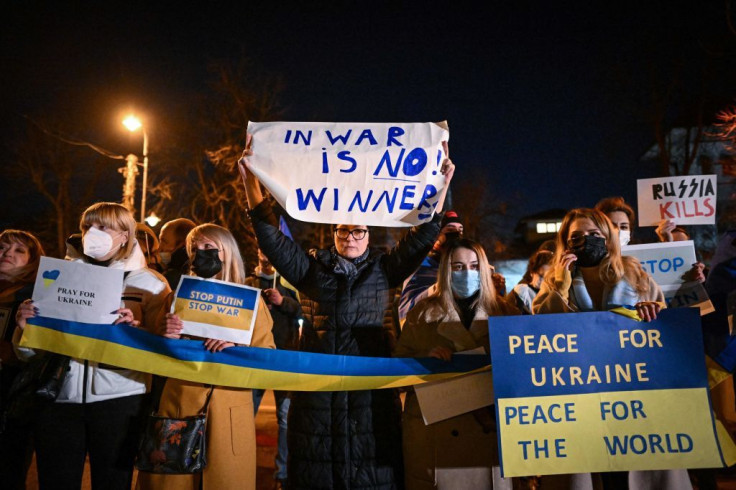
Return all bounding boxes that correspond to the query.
[20,316,489,391]
[173,276,259,345]
[489,308,727,477]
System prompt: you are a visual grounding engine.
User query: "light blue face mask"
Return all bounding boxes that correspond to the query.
[451,270,481,299]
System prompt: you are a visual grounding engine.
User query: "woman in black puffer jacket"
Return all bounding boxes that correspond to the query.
[239,142,454,490]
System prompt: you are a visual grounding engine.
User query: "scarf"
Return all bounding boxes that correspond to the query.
[331,246,370,281]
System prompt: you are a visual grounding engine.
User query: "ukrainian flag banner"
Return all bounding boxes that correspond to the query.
[173,276,259,345]
[489,309,731,477]
[19,316,489,391]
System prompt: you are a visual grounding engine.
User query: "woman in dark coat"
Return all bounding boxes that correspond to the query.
[239,137,454,490]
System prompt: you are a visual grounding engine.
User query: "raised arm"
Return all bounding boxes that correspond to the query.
[239,140,313,290]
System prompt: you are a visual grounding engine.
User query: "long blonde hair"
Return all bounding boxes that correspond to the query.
[429,238,503,316]
[0,230,45,284]
[545,208,650,294]
[186,224,245,284]
[79,202,137,261]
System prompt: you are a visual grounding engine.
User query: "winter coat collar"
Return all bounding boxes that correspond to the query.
[422,301,489,352]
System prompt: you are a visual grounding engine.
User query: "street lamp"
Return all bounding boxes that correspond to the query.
[122,115,149,222]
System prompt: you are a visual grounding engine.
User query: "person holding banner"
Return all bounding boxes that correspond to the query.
[532,208,693,490]
[596,198,706,284]
[0,229,44,489]
[239,137,454,490]
[14,202,171,490]
[394,238,518,489]
[137,224,275,490]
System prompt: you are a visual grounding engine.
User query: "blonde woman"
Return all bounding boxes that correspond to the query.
[533,208,663,319]
[394,238,518,490]
[532,208,691,490]
[15,202,170,490]
[137,224,275,490]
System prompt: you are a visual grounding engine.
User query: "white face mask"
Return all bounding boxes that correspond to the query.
[83,227,120,259]
[619,230,631,248]
[159,251,172,266]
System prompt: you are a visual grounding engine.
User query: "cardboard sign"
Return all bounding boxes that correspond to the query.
[246,121,449,227]
[622,241,714,315]
[489,310,723,477]
[172,275,260,345]
[637,175,717,226]
[31,257,123,324]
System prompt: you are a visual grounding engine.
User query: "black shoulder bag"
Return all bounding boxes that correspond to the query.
[135,385,215,474]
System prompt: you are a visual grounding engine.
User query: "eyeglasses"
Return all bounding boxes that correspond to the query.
[334,228,368,240]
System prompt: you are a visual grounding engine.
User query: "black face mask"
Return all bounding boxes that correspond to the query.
[191,249,223,278]
[570,235,608,267]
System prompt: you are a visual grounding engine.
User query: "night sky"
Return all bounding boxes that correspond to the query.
[2,1,735,233]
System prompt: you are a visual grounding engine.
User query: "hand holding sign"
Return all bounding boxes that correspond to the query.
[238,133,265,210]
[15,299,38,330]
[163,312,183,339]
[635,301,661,322]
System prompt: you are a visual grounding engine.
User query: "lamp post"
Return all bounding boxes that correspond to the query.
[122,115,149,222]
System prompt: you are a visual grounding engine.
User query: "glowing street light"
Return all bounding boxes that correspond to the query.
[122,115,149,222]
[144,212,161,228]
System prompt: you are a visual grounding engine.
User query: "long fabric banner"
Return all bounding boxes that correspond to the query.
[19,316,488,391]
[489,309,727,477]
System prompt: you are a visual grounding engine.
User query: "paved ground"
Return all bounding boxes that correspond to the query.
[22,390,736,489]
[23,391,281,490]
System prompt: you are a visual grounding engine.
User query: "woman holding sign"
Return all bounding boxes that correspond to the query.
[532,208,692,490]
[394,238,518,489]
[137,224,275,490]
[0,229,44,489]
[239,136,454,490]
[14,202,171,490]
[533,208,664,319]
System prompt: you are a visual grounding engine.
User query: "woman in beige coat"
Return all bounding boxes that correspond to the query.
[137,224,275,490]
[394,238,518,490]
[532,208,691,490]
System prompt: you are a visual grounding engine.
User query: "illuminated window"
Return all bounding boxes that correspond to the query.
[536,221,563,234]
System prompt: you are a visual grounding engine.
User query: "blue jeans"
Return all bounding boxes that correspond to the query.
[253,389,290,481]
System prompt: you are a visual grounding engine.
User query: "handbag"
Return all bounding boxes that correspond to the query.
[1,353,70,432]
[135,385,215,474]
[34,354,71,400]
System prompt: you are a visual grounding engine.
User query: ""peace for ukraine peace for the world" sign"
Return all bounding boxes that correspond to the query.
[489,309,724,477]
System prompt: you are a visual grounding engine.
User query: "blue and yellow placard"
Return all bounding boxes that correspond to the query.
[489,309,724,477]
[173,276,260,344]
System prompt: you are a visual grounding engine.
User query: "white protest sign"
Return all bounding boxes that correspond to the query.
[621,241,714,315]
[636,174,717,226]
[247,121,449,227]
[172,276,260,345]
[32,257,123,324]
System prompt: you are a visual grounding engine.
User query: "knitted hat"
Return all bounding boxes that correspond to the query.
[441,210,462,228]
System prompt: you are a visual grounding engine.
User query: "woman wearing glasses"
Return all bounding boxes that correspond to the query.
[532,208,692,490]
[238,141,454,490]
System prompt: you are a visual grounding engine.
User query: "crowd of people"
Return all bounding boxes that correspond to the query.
[0,144,732,490]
